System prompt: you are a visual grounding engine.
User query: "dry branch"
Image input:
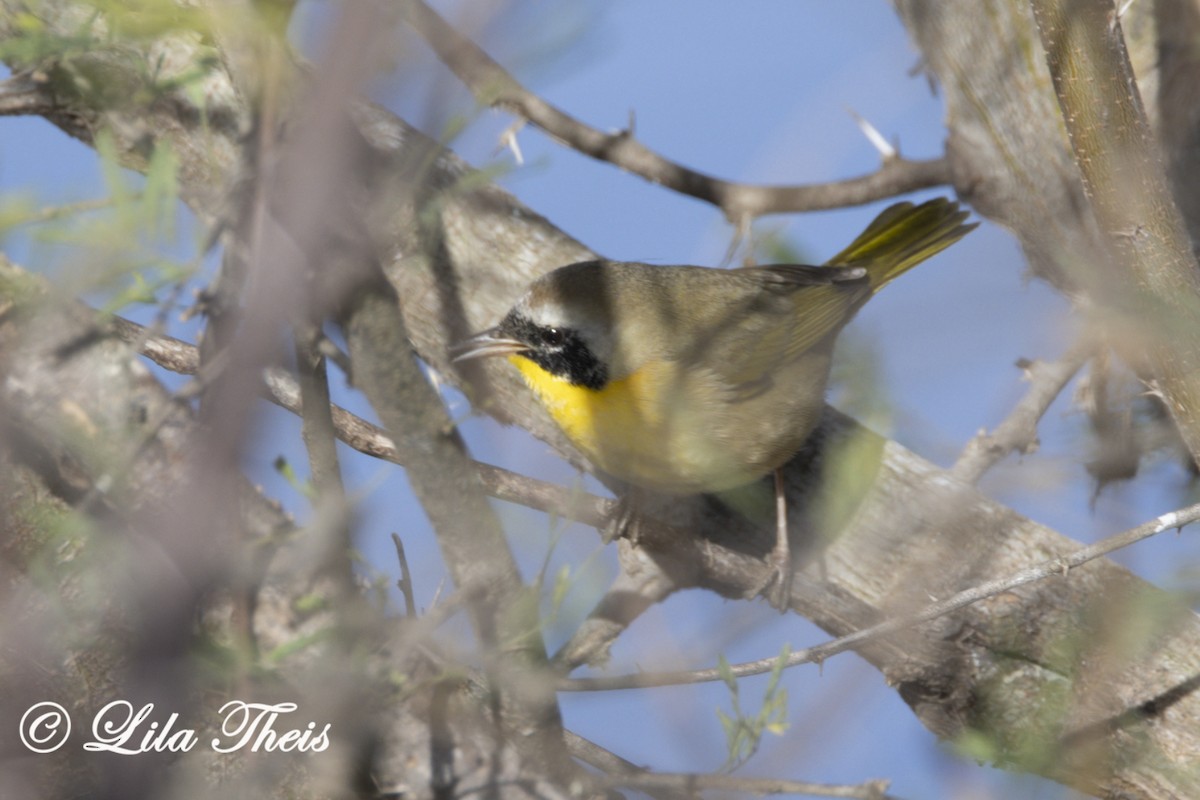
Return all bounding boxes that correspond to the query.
[399,0,950,221]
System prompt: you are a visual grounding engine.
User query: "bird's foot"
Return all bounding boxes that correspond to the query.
[757,469,793,612]
[753,541,794,612]
[602,491,641,546]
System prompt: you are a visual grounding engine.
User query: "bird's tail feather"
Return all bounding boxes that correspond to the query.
[826,197,977,291]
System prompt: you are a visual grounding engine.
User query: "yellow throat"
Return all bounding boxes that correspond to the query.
[508,353,697,492]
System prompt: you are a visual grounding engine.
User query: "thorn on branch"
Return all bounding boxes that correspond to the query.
[848,108,898,161]
[496,119,525,165]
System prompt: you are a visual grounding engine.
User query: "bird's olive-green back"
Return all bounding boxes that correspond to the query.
[705,197,975,395]
[533,198,973,396]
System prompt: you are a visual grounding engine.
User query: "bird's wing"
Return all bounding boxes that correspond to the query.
[700,198,976,402]
[701,264,868,398]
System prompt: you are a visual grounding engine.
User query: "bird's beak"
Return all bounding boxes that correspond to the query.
[451,329,529,362]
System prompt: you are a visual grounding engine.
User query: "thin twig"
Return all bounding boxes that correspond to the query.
[429,681,456,800]
[295,331,347,498]
[294,328,356,596]
[10,196,122,225]
[563,730,691,800]
[551,560,678,671]
[951,339,1093,484]
[560,502,1200,691]
[110,315,613,528]
[392,532,418,617]
[594,770,897,800]
[399,0,950,221]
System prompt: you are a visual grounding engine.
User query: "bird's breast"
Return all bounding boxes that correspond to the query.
[508,354,773,493]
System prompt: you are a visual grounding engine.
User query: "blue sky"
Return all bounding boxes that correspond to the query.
[3,1,1197,797]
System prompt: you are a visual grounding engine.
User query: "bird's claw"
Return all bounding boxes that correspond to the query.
[751,545,794,612]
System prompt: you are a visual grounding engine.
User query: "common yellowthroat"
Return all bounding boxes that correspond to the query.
[456,198,974,603]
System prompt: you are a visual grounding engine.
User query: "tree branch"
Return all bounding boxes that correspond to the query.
[596,771,898,800]
[1030,0,1200,468]
[951,338,1092,484]
[399,0,951,221]
[0,71,57,116]
[551,552,679,671]
[561,501,1200,691]
[108,314,613,529]
[563,730,691,800]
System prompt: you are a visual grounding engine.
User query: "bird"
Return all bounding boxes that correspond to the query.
[454,197,975,607]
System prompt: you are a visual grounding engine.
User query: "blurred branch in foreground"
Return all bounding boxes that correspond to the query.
[1032,0,1200,469]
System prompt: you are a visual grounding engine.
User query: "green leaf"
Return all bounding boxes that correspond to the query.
[273,455,316,500]
[763,688,790,736]
[765,642,790,696]
[549,564,571,616]
[95,129,134,209]
[142,140,179,238]
[715,707,734,736]
[717,653,738,694]
[263,626,336,664]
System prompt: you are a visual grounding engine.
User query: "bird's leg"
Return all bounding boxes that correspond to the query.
[762,468,793,611]
[602,487,642,545]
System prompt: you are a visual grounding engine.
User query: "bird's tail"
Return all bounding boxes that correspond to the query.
[826,197,976,291]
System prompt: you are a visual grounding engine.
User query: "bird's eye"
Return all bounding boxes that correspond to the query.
[543,327,565,347]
